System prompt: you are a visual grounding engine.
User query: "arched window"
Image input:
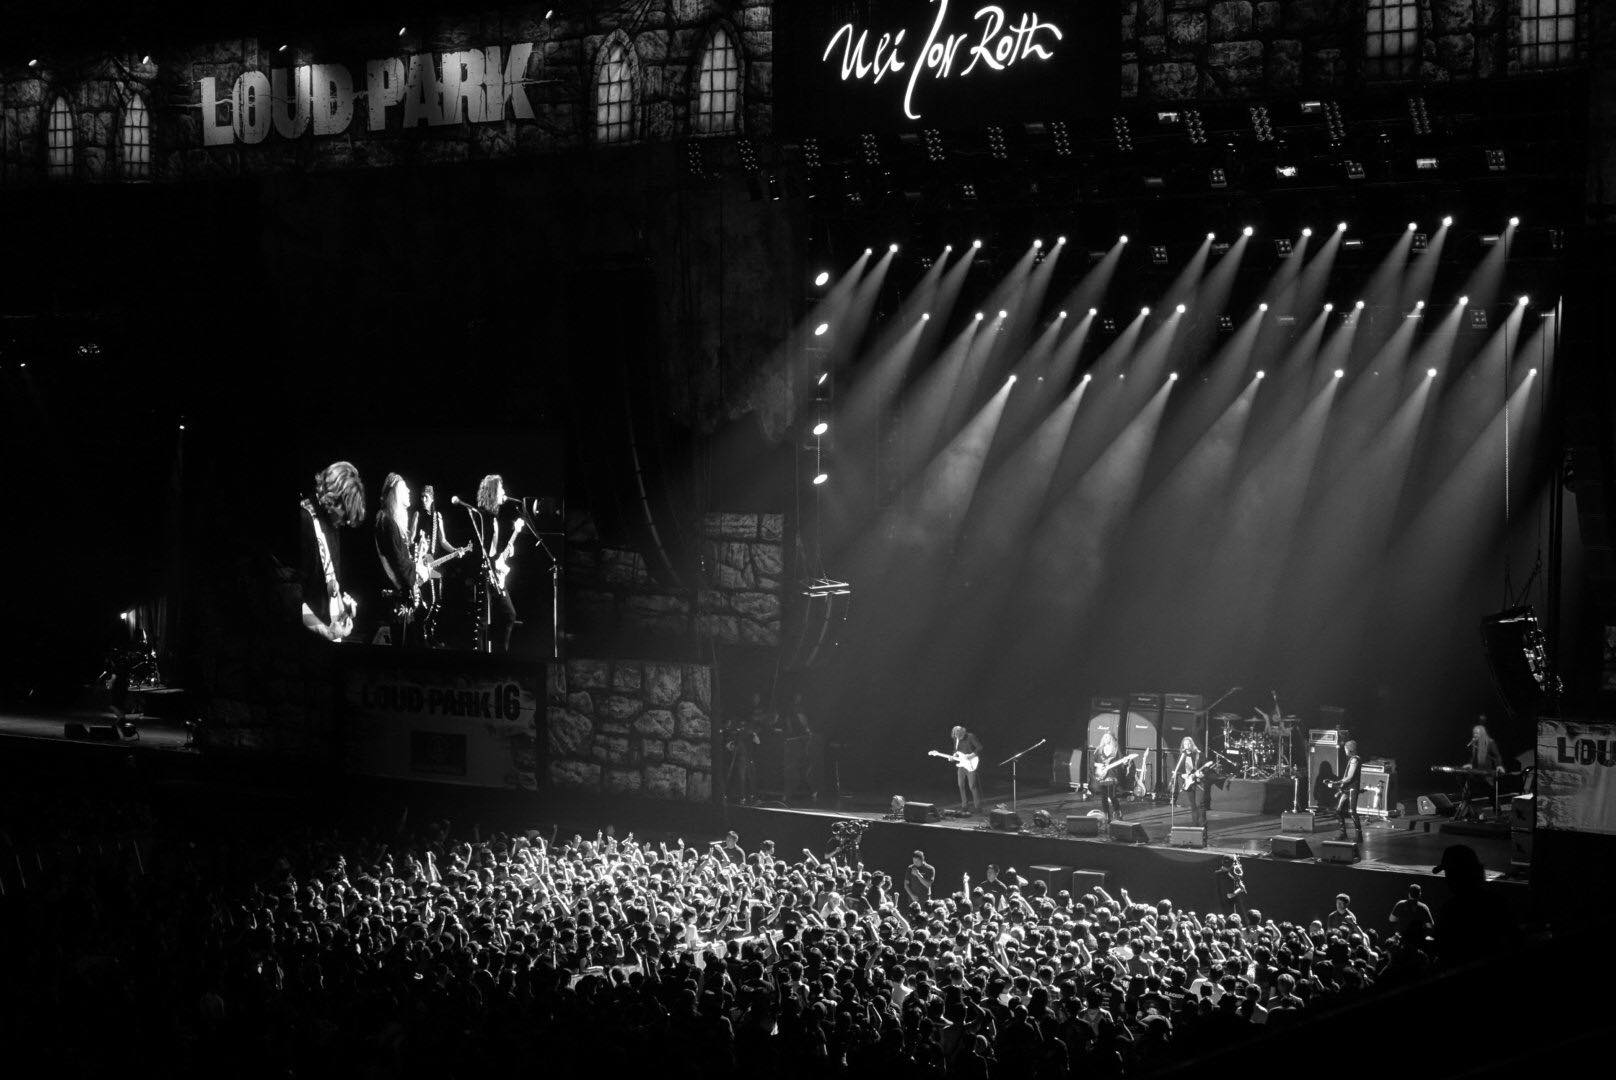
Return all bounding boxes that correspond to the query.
[47,96,74,179]
[595,38,636,144]
[694,26,741,135]
[122,95,152,180]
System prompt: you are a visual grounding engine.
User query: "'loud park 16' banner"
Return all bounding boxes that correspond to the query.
[1536,720,1616,835]
[774,0,1116,136]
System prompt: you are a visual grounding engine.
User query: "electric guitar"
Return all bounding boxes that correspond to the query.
[411,539,472,603]
[929,750,980,774]
[301,498,357,642]
[1092,753,1139,781]
[1175,759,1216,789]
[490,518,527,595]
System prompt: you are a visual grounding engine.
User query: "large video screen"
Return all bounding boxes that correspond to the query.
[288,429,563,658]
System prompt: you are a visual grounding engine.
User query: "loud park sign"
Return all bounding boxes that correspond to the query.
[775,0,1113,136]
[197,42,537,145]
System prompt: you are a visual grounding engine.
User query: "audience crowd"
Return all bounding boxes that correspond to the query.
[0,799,1494,1079]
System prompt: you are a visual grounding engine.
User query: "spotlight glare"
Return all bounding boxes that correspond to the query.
[1427,368,1437,378]
[1518,295,1530,306]
[1140,306,1150,316]
[975,312,984,321]
[865,247,873,255]
[998,309,1008,319]
[1407,222,1417,231]
[813,271,830,287]
[813,322,830,336]
[1442,215,1453,227]
[1323,303,1334,312]
[1242,225,1254,237]
[1334,369,1345,379]
[889,242,899,252]
[1207,232,1216,241]
[1302,227,1313,237]
[1259,302,1269,312]
[812,421,829,436]
[817,372,828,385]
[1459,295,1469,306]
[812,473,828,486]
[921,312,930,321]
[1119,234,1129,244]
[1057,235,1067,244]
[1082,373,1092,383]
[1530,367,1538,376]
[1059,310,1068,319]
[1509,216,1520,227]
[973,239,983,248]
[1032,238,1043,248]
[398,25,407,36]
[1256,371,1266,379]
[1175,303,1186,314]
[141,54,151,64]
[1088,307,1098,316]
[1169,372,1179,381]
[1355,300,1365,309]
[1415,299,1425,309]
[944,244,953,251]
[1006,374,1018,385]
[1337,221,1348,232]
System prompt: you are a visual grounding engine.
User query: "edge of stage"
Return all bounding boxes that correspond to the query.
[728,783,1525,927]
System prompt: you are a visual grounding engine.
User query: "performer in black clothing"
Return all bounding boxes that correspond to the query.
[298,461,365,642]
[1093,732,1129,823]
[471,473,525,653]
[1456,719,1508,820]
[413,485,458,646]
[1334,739,1363,841]
[373,473,420,647]
[1172,736,1209,827]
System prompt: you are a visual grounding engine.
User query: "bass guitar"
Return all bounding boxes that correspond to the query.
[1092,753,1139,781]
[929,750,980,774]
[410,539,472,607]
[490,518,528,595]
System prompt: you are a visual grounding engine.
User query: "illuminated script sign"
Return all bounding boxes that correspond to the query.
[198,43,535,145]
[822,1,1063,120]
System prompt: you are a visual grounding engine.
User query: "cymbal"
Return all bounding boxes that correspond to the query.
[1214,712,1242,722]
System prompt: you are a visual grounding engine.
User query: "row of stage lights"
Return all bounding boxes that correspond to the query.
[815,216,1524,279]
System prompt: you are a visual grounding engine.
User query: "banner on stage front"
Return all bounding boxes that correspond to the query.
[1536,719,1616,835]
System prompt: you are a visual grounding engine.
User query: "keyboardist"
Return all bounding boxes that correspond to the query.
[1457,720,1505,819]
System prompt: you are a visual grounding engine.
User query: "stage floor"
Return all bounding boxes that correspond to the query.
[752,779,1517,880]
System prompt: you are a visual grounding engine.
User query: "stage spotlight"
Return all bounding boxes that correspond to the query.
[398,25,408,35]
[817,372,829,385]
[865,247,873,254]
[1258,302,1269,311]
[998,309,1008,319]
[814,322,830,336]
[889,242,899,252]
[1459,295,1469,306]
[1442,215,1454,227]
[1337,222,1348,232]
[814,271,830,287]
[1175,303,1186,314]
[1355,300,1365,309]
[1207,231,1216,241]
[973,238,983,248]
[1334,369,1345,379]
[1059,310,1068,318]
[812,421,829,436]
[1083,372,1092,382]
[1415,299,1425,309]
[1140,306,1150,316]
[1243,225,1254,236]
[1006,374,1018,385]
[1256,371,1266,379]
[1089,307,1098,316]
[1119,234,1129,244]
[141,54,151,64]
[1033,238,1043,248]
[1530,367,1538,376]
[921,313,931,321]
[1509,216,1520,227]
[975,312,985,321]
[1057,235,1067,244]
[1302,227,1313,237]
[277,44,287,53]
[1407,222,1417,231]
[1323,303,1334,312]
[1427,368,1437,378]
[1169,372,1179,381]
[812,473,829,485]
[1518,295,1530,305]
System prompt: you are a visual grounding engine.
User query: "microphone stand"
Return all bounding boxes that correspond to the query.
[1000,738,1046,813]
[459,505,496,653]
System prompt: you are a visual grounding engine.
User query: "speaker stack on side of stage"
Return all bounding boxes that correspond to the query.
[1306,726,1349,811]
[1126,693,1164,796]
[1161,693,1203,747]
[1510,793,1534,871]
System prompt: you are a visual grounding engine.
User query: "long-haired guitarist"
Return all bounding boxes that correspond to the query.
[373,473,420,646]
[950,725,983,815]
[1172,736,1209,827]
[299,461,365,642]
[1093,731,1130,823]
[1332,739,1363,841]
[473,473,525,653]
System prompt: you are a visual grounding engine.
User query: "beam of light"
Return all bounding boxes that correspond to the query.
[1160,232,1213,311]
[1401,215,1450,309]
[1271,224,1342,319]
[1354,225,1416,351]
[1454,223,1510,312]
[1043,309,1096,389]
[1050,240,1125,320]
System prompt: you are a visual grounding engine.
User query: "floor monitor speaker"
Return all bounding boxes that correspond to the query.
[1066,815,1101,837]
[989,809,1022,831]
[1108,820,1150,843]
[903,801,939,823]
[1270,836,1313,859]
[1320,840,1359,863]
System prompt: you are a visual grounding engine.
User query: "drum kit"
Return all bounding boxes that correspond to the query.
[1215,705,1300,780]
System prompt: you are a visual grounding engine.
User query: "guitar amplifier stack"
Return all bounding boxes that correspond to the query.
[1125,693,1163,795]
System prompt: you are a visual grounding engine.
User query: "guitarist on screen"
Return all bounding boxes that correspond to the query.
[298,461,365,642]
[949,725,983,815]
[1172,736,1210,827]
[474,473,526,653]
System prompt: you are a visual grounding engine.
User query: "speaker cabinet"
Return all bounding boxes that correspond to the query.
[1307,729,1350,810]
[1169,826,1207,848]
[989,809,1022,831]
[903,801,939,823]
[1066,815,1102,836]
[1511,793,1535,830]
[1108,820,1150,843]
[1028,864,1071,888]
[1280,811,1324,833]
[1417,793,1455,816]
[1070,869,1107,893]
[1355,763,1395,819]
[1162,693,1203,746]
[1480,607,1556,720]
[1051,747,1073,788]
[1320,840,1359,863]
[1087,697,1124,753]
[1270,836,1313,859]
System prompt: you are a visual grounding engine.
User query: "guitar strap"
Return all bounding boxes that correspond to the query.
[300,499,341,604]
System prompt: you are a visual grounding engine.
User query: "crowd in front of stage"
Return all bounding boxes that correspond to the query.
[1,796,1518,1079]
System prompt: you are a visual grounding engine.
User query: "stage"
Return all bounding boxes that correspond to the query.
[727,778,1525,928]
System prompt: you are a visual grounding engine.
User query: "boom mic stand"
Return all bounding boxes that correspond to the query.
[1000,739,1046,813]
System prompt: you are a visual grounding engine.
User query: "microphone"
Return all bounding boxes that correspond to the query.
[450,496,476,509]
